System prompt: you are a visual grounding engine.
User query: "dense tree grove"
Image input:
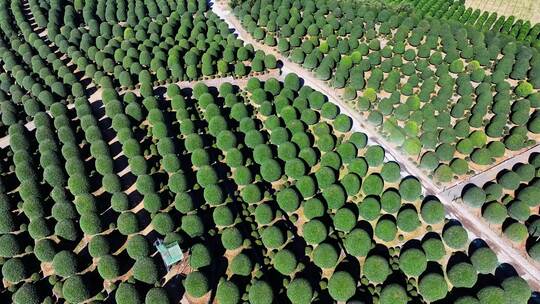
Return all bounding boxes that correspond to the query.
[232,0,540,183]
[461,153,540,261]
[388,0,540,46]
[0,0,534,302]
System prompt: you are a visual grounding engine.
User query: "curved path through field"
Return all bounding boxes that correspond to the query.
[210,0,540,290]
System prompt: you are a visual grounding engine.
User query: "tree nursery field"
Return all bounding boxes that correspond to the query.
[0,0,538,303]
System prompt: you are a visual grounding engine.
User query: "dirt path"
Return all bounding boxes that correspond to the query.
[210,0,540,290]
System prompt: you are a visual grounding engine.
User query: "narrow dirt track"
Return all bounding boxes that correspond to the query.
[210,0,540,290]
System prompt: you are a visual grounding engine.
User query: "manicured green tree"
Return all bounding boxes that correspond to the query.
[287,278,313,304]
[399,177,422,202]
[97,255,120,280]
[63,275,90,303]
[328,271,356,302]
[379,284,408,304]
[2,258,27,283]
[363,255,391,283]
[230,253,253,276]
[12,283,39,304]
[344,228,372,257]
[399,248,427,277]
[516,81,534,97]
[471,247,498,274]
[248,280,274,304]
[313,243,339,269]
[418,273,448,302]
[501,276,531,304]
[273,249,297,275]
[477,286,505,304]
[52,250,78,277]
[462,185,486,208]
[145,288,170,304]
[221,227,243,250]
[420,199,445,224]
[375,217,397,241]
[185,271,209,298]
[133,257,158,284]
[442,224,468,249]
[504,222,528,242]
[302,219,327,245]
[216,280,240,304]
[447,262,478,288]
[0,234,21,257]
[115,282,141,304]
[497,171,521,190]
[261,226,285,249]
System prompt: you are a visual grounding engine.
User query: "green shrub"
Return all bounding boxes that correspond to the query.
[181,214,204,238]
[504,222,528,242]
[399,178,422,201]
[422,236,446,261]
[322,184,346,209]
[497,171,521,190]
[328,271,356,302]
[87,235,110,258]
[363,255,391,283]
[482,201,507,224]
[333,208,356,232]
[34,239,56,262]
[260,159,282,182]
[221,227,243,250]
[365,145,385,167]
[0,234,21,257]
[302,219,328,245]
[190,243,211,269]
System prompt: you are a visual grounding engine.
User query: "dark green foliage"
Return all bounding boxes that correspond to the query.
[185,271,209,298]
[328,271,356,302]
[249,281,274,304]
[363,255,391,283]
[418,273,448,302]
